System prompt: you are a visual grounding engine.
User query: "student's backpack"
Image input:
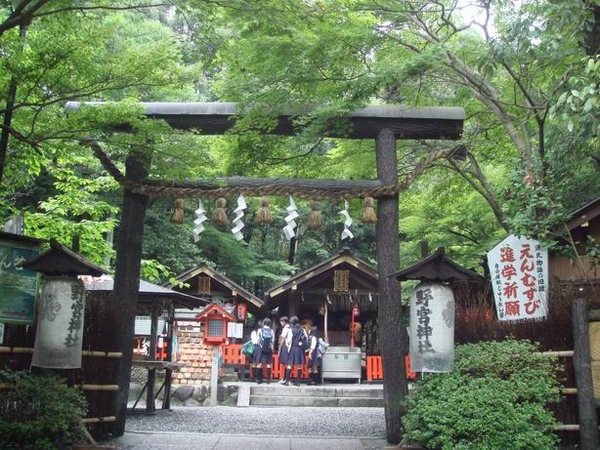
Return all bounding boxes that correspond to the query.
[241,339,254,358]
[260,328,273,352]
[316,337,330,356]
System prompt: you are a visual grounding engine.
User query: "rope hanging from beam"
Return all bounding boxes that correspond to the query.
[83,139,458,200]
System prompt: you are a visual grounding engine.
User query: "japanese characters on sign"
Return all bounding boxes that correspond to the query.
[32,277,86,369]
[64,281,85,348]
[487,235,548,321]
[414,287,434,354]
[0,243,39,323]
[409,282,455,373]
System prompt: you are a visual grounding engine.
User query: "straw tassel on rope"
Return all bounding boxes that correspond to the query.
[254,197,273,225]
[170,198,185,224]
[361,197,377,224]
[212,198,228,227]
[307,201,323,230]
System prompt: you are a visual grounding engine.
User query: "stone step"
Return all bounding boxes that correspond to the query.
[244,383,384,407]
[251,384,383,398]
[250,394,383,407]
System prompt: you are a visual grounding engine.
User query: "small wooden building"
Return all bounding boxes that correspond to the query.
[83,276,205,360]
[82,275,204,418]
[550,195,600,296]
[164,263,265,384]
[265,249,379,350]
[168,263,266,319]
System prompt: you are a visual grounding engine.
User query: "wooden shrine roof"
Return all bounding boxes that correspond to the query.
[265,249,378,308]
[0,231,43,247]
[64,102,465,140]
[19,239,108,277]
[392,247,483,283]
[563,195,600,232]
[167,264,266,315]
[83,276,205,310]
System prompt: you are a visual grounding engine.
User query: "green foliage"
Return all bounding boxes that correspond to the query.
[2,0,600,303]
[502,177,570,244]
[402,339,562,450]
[23,156,119,267]
[400,163,505,270]
[0,370,88,450]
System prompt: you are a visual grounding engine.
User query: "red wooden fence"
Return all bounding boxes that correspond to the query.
[220,344,416,381]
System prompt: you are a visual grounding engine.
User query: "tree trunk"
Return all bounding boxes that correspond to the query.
[0,24,27,187]
[376,128,407,445]
[109,151,150,437]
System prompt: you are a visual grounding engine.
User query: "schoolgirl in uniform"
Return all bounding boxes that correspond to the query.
[283,316,308,386]
[255,318,274,384]
[306,326,321,385]
[250,320,262,380]
[277,316,291,383]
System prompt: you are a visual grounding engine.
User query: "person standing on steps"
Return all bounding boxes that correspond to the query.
[306,326,321,385]
[255,318,274,384]
[283,316,308,386]
[277,316,291,383]
[250,320,262,382]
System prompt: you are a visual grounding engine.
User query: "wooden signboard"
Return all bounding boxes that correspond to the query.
[0,239,40,323]
[589,321,600,398]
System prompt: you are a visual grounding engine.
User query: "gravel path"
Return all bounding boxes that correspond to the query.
[122,406,386,437]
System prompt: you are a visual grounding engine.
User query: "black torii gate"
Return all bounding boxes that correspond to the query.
[66,101,464,443]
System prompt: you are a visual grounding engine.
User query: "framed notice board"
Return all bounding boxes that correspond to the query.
[0,234,41,324]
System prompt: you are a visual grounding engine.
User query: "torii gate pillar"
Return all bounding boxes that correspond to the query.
[375,128,405,444]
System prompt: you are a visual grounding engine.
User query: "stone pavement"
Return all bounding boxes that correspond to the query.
[104,431,395,450]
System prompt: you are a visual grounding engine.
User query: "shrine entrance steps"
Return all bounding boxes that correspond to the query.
[235,383,384,407]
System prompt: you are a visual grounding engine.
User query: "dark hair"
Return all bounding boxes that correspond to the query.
[263,318,272,327]
[279,316,289,324]
[255,320,263,330]
[290,316,299,326]
[310,326,318,336]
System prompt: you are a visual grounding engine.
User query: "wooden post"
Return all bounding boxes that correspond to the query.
[572,298,600,449]
[324,303,329,343]
[145,302,160,414]
[110,151,150,436]
[210,345,220,406]
[375,128,406,445]
[289,289,297,317]
[163,309,174,410]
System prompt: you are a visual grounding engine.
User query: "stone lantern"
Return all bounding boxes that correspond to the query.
[392,247,483,373]
[19,239,107,370]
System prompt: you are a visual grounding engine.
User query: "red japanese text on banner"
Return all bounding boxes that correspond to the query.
[486,235,548,321]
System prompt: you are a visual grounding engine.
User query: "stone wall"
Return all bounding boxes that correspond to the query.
[172,321,213,385]
[128,381,239,408]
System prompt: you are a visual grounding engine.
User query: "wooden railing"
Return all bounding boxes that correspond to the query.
[220,344,309,379]
[220,344,416,381]
[366,355,416,381]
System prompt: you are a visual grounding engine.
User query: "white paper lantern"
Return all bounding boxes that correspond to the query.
[409,282,455,373]
[32,277,86,369]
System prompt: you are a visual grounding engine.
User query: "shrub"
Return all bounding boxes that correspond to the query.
[0,369,88,450]
[402,339,562,450]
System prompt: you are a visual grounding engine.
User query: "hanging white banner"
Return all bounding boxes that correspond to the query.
[487,234,548,321]
[192,200,207,243]
[282,196,299,240]
[230,194,247,241]
[339,200,354,240]
[409,282,454,373]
